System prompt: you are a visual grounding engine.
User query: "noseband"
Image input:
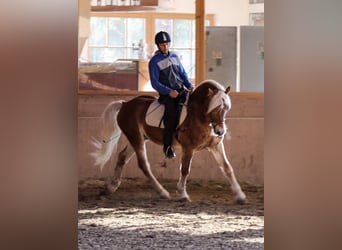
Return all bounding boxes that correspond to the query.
[209,115,227,137]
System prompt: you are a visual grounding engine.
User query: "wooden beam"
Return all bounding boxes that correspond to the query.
[195,0,205,84]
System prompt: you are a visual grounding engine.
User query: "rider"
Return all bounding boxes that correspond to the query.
[148,31,194,159]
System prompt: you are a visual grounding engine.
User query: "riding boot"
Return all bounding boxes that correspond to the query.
[163,145,176,159]
[163,121,176,159]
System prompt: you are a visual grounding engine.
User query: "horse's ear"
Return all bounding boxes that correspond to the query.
[208,88,214,97]
[225,85,231,94]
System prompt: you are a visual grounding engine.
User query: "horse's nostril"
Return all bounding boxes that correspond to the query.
[214,128,225,136]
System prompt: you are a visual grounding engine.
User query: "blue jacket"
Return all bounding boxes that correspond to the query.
[149,51,193,95]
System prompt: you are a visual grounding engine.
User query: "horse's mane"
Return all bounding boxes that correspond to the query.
[198,79,225,91]
[189,80,230,115]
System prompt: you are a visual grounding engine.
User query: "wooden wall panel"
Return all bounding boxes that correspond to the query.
[78,93,264,185]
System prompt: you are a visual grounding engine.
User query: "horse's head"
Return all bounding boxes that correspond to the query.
[188,80,232,137]
[206,85,231,137]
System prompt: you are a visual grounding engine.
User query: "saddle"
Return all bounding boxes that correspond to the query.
[145,93,189,128]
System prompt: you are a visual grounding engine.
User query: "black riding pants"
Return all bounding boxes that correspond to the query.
[158,95,182,146]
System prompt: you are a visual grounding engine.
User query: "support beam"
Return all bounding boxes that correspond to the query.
[195,0,206,84]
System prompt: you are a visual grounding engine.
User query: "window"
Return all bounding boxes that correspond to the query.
[88,15,198,78]
[249,13,264,26]
[81,12,214,92]
[89,17,145,62]
[155,18,196,78]
[248,0,264,26]
[249,0,264,3]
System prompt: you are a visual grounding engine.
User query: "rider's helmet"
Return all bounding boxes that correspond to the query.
[154,31,171,45]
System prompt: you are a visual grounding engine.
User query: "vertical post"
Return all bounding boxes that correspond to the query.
[195,0,205,84]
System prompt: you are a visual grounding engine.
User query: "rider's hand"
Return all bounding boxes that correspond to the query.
[169,89,179,98]
[189,86,195,93]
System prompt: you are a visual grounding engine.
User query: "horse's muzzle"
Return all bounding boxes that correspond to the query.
[214,127,226,136]
[211,123,227,137]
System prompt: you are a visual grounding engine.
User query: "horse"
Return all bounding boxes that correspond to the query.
[91,79,246,204]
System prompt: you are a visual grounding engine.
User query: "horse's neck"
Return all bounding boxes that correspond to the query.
[186,101,209,123]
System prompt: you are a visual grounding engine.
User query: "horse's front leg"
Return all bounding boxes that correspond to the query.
[210,141,247,204]
[177,149,193,202]
[134,143,171,199]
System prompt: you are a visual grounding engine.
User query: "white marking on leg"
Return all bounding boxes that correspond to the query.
[220,164,246,201]
[177,153,192,201]
[177,175,189,200]
[136,145,170,199]
[107,180,121,193]
[211,142,246,202]
[107,144,135,193]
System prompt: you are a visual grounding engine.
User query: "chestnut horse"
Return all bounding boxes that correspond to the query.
[91,80,246,204]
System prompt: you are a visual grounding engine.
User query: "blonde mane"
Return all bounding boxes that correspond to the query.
[204,80,231,114]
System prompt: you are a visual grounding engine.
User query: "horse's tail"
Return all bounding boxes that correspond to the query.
[90,100,124,171]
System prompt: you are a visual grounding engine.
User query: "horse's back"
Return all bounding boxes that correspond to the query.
[117,95,156,129]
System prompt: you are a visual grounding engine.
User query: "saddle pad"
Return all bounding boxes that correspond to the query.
[145,99,187,128]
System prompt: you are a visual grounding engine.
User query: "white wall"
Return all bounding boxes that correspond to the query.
[159,0,251,26]
[206,0,250,26]
[78,0,91,58]
[78,0,264,63]
[165,0,265,26]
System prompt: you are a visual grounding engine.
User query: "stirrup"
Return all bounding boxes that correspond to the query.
[164,145,176,159]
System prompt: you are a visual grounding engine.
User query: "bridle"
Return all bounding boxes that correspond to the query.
[209,109,228,137]
[207,89,230,137]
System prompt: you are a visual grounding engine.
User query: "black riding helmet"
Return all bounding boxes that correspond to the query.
[154,31,171,45]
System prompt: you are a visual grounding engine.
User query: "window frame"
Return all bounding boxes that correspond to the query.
[89,16,147,62]
[80,12,214,94]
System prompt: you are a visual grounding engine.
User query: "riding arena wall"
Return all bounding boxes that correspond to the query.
[78,92,264,186]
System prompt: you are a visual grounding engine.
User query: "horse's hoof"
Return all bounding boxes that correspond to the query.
[178,197,191,202]
[107,184,119,194]
[159,192,171,200]
[235,198,247,205]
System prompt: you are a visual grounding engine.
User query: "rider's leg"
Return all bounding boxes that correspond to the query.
[162,97,178,159]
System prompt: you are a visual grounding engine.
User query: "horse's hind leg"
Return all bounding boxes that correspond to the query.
[107,144,135,193]
[210,142,246,204]
[134,143,171,199]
